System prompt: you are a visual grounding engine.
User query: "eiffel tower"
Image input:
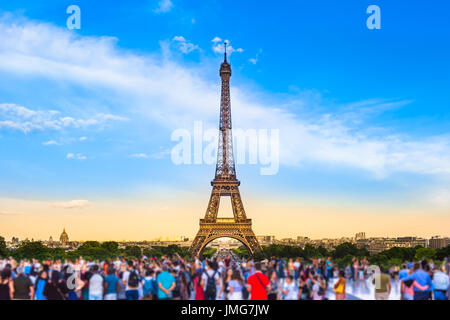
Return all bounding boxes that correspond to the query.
[190,44,262,257]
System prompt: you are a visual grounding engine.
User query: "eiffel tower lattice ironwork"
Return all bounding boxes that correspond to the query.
[190,44,262,256]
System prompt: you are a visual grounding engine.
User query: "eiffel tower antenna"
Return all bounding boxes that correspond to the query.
[190,47,261,257]
[224,41,227,62]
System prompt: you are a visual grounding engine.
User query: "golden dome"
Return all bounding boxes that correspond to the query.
[60,227,69,243]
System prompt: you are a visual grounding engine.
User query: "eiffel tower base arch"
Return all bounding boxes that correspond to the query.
[190,219,261,257]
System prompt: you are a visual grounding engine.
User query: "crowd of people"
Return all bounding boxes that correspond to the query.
[0,252,449,300]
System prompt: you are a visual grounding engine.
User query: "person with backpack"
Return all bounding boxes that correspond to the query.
[142,269,154,300]
[170,268,182,300]
[157,264,175,300]
[201,260,220,300]
[122,260,140,300]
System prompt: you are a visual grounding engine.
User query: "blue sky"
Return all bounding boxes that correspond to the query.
[0,0,449,240]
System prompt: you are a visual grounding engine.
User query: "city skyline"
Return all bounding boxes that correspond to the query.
[1,1,450,241]
[3,225,450,243]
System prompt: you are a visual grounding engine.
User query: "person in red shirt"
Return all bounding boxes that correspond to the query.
[246,262,270,300]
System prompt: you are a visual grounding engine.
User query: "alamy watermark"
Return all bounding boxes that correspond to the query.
[66,5,81,30]
[367,5,381,30]
[171,121,279,176]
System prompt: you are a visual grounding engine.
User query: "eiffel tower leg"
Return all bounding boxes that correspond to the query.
[230,191,247,222]
[190,229,208,257]
[190,190,220,256]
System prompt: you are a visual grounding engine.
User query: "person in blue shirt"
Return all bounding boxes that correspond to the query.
[406,261,414,270]
[104,267,120,300]
[401,262,432,300]
[432,265,449,300]
[398,264,409,280]
[157,265,175,300]
[34,270,48,300]
[326,258,333,281]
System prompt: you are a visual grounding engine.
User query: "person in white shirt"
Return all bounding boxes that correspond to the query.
[201,260,220,300]
[88,265,104,300]
[281,276,297,300]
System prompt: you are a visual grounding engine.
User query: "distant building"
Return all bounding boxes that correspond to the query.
[257,236,275,245]
[396,237,427,248]
[60,228,69,245]
[355,232,366,241]
[429,236,450,249]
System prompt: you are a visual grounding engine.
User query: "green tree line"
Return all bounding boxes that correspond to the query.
[0,237,221,261]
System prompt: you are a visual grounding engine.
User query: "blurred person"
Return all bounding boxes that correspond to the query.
[373,266,391,300]
[122,260,140,300]
[267,270,280,300]
[202,260,220,300]
[104,266,120,300]
[44,270,65,300]
[281,275,297,300]
[333,271,346,300]
[228,269,244,300]
[401,262,432,300]
[432,265,449,300]
[13,266,34,300]
[88,265,104,300]
[247,262,270,300]
[157,264,175,300]
[0,267,14,300]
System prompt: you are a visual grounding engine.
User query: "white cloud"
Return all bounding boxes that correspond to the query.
[426,188,450,207]
[154,0,173,13]
[66,153,87,160]
[79,136,88,141]
[211,38,244,55]
[43,140,62,146]
[51,200,91,209]
[249,49,262,65]
[0,17,449,180]
[0,103,128,133]
[172,36,198,54]
[130,153,149,159]
[130,148,170,159]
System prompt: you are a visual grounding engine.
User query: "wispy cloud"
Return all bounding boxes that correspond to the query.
[66,153,87,160]
[50,200,91,209]
[211,37,244,55]
[172,36,198,54]
[0,103,128,134]
[130,148,171,159]
[130,153,149,159]
[249,49,263,65]
[426,188,450,207]
[153,0,173,13]
[43,140,62,146]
